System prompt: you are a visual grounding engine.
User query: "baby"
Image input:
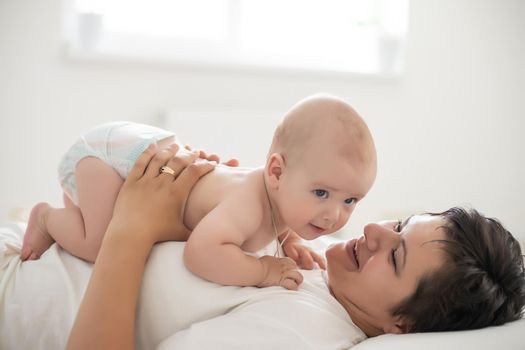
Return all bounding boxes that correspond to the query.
[21,94,377,289]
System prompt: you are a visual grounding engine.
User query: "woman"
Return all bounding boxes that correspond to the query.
[67,144,525,349]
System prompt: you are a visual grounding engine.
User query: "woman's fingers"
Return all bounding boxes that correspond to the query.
[127,143,157,182]
[161,148,200,182]
[184,143,240,167]
[134,142,212,188]
[205,153,220,163]
[222,158,239,167]
[144,146,176,178]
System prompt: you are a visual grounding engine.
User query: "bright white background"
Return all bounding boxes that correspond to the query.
[0,0,523,242]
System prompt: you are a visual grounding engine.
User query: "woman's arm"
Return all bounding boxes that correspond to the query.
[67,143,216,350]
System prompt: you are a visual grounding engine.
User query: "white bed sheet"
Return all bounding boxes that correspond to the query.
[1,222,524,350]
[0,223,91,349]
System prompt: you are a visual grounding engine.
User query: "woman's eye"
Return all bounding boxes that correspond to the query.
[344,198,356,205]
[313,189,328,199]
[391,249,398,270]
[391,220,402,272]
[394,219,402,232]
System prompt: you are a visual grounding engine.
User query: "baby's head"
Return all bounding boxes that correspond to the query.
[265,94,377,240]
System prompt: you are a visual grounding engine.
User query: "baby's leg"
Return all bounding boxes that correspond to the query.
[63,191,75,208]
[21,202,54,261]
[52,157,124,262]
[22,157,123,262]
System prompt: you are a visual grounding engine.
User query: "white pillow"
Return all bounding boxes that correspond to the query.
[352,318,525,350]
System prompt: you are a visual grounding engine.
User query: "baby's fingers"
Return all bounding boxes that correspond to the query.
[283,244,299,262]
[298,249,315,270]
[281,270,304,291]
[311,251,327,270]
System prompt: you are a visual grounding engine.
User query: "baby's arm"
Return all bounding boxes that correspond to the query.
[279,230,327,270]
[184,204,303,290]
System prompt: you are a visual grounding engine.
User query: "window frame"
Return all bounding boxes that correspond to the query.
[64,0,408,77]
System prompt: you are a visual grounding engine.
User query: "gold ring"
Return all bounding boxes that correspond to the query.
[159,165,176,176]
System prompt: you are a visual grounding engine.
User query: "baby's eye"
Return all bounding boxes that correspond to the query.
[313,189,329,199]
[344,198,357,205]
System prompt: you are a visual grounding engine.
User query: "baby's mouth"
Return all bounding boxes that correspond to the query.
[309,223,325,232]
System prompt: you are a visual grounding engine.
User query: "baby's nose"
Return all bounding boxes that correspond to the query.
[323,207,340,225]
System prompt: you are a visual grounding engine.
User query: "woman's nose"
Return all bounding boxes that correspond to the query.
[363,222,398,252]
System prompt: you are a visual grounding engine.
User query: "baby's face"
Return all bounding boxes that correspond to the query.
[275,147,376,240]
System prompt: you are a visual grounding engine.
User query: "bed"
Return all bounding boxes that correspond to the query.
[1,221,523,349]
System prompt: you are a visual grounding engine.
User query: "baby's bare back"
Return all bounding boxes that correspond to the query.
[183,165,276,251]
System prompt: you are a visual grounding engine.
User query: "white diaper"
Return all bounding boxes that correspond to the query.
[58,121,174,205]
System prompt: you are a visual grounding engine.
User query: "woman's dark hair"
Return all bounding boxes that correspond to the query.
[391,207,525,332]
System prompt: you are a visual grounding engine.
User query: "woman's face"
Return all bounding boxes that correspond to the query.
[325,214,446,335]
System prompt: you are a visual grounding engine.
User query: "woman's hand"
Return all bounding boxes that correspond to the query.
[108,143,216,246]
[67,143,215,350]
[184,144,240,167]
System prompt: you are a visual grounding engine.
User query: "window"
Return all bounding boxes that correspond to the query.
[68,0,409,75]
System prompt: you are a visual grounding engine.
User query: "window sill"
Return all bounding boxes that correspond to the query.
[62,42,404,80]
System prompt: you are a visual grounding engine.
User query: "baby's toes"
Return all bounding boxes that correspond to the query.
[20,244,32,261]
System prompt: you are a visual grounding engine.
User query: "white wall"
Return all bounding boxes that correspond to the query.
[1,0,524,241]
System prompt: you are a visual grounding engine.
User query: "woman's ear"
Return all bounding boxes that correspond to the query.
[383,317,408,334]
[266,153,285,189]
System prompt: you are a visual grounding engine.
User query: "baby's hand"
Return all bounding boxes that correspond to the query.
[281,238,327,270]
[257,256,303,290]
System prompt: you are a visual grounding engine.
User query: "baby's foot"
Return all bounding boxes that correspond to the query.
[21,202,54,261]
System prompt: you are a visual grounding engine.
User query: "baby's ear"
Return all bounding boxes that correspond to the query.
[265,153,285,188]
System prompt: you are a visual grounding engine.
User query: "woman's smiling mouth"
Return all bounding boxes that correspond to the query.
[344,239,360,269]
